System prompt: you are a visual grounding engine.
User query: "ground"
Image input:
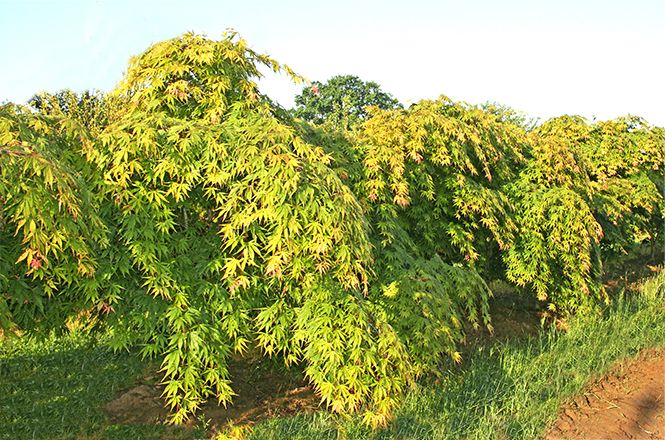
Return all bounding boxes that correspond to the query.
[102,345,665,439]
[545,348,665,440]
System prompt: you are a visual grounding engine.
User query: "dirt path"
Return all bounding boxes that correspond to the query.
[545,348,665,440]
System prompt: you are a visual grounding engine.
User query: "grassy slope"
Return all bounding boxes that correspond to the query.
[0,273,663,440]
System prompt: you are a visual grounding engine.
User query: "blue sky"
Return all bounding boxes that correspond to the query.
[1,0,663,125]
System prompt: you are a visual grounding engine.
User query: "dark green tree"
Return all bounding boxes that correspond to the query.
[292,74,402,130]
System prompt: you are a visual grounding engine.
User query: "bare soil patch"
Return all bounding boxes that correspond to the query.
[104,384,167,425]
[103,356,319,432]
[545,348,665,440]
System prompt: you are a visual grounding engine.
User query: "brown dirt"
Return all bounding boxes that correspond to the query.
[544,348,665,440]
[103,357,319,433]
[104,384,167,424]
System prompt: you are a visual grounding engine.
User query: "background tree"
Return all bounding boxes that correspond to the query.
[292,74,402,130]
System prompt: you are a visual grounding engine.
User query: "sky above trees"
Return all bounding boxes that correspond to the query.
[1,0,663,125]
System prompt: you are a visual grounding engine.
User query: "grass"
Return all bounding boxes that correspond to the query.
[1,272,663,439]
[0,333,199,440]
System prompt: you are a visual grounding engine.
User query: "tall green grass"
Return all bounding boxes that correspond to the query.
[247,272,665,440]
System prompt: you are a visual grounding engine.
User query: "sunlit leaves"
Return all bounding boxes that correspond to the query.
[504,115,663,315]
[93,32,376,423]
[358,96,525,263]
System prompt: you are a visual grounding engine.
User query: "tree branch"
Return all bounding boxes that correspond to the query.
[0,144,31,156]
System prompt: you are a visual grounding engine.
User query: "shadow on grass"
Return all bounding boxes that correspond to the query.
[0,335,193,440]
[373,343,521,440]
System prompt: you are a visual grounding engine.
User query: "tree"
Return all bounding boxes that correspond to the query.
[28,89,121,133]
[351,97,528,370]
[292,74,402,130]
[582,116,664,255]
[503,115,664,316]
[1,33,410,426]
[92,32,411,424]
[0,102,107,331]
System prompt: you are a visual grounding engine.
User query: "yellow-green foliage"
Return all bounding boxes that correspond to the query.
[2,33,395,425]
[90,33,390,423]
[504,116,606,314]
[0,104,107,330]
[372,226,492,378]
[584,117,664,251]
[505,115,663,315]
[1,32,663,427]
[341,99,528,376]
[358,98,526,262]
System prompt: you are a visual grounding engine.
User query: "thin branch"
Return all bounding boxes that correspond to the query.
[0,144,32,156]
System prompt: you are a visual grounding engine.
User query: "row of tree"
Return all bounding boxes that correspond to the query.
[1,33,662,425]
